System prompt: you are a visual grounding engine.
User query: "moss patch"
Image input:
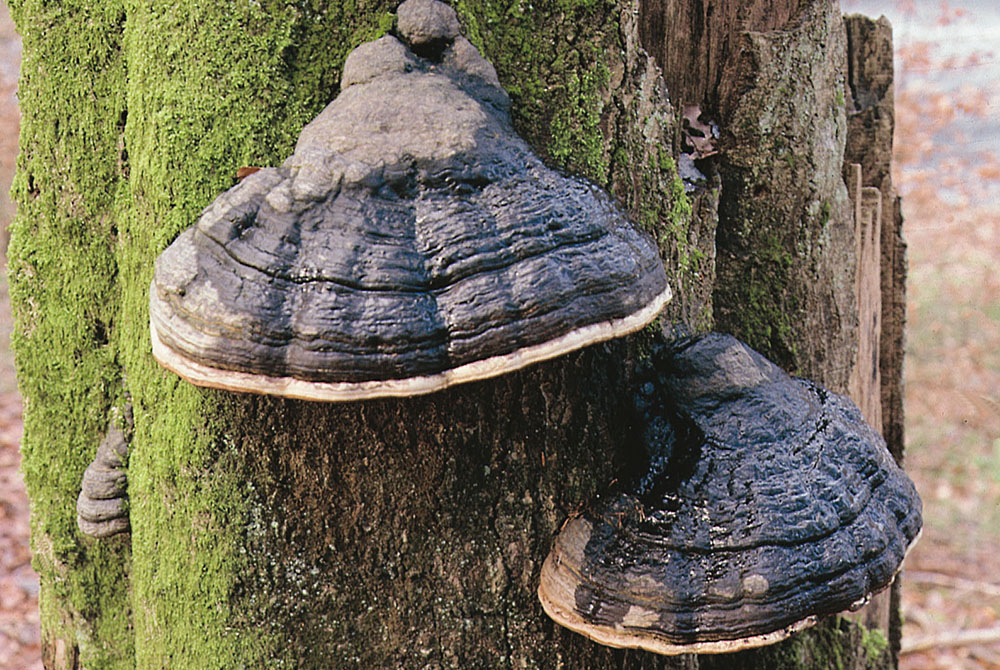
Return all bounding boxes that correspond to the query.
[700,617,891,670]
[453,0,619,183]
[713,159,807,372]
[861,626,889,664]
[117,1,397,665]
[7,0,133,667]
[726,204,800,362]
[9,0,399,666]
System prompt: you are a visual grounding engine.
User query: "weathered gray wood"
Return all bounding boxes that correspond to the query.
[843,13,906,465]
[637,0,805,112]
[846,162,884,431]
[843,15,907,666]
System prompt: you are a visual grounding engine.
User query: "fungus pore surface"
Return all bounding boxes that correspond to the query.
[538,332,922,655]
[149,0,671,401]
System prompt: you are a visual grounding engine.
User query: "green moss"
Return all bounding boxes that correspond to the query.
[630,146,708,325]
[659,153,696,266]
[861,626,889,664]
[713,158,807,370]
[806,618,890,669]
[820,199,832,226]
[698,616,895,670]
[453,1,617,183]
[784,625,847,670]
[729,224,800,363]
[548,62,610,181]
[9,0,400,666]
[7,1,133,667]
[113,1,398,665]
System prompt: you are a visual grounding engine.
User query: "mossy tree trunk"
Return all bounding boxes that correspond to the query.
[9,0,903,668]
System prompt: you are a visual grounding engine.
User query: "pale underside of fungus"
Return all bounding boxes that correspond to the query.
[149,0,671,402]
[538,333,922,655]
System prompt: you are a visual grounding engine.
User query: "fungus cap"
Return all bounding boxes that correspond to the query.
[77,422,130,539]
[149,1,671,402]
[538,333,922,654]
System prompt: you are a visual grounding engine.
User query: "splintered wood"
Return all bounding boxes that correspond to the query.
[847,162,884,434]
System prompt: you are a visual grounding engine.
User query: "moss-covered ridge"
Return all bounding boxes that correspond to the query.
[7,0,132,666]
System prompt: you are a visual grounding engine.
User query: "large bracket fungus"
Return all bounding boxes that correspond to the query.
[538,333,922,655]
[149,0,671,401]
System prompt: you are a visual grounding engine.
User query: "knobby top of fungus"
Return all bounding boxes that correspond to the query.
[149,0,671,401]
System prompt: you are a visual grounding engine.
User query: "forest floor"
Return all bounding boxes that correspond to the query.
[856,1,1000,668]
[0,2,997,669]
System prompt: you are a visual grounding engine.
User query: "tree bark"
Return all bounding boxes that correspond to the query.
[9,0,903,668]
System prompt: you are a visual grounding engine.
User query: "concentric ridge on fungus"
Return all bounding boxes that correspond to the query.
[77,417,131,539]
[149,0,671,401]
[538,333,922,655]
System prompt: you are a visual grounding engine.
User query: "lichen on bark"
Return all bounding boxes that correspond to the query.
[712,0,856,391]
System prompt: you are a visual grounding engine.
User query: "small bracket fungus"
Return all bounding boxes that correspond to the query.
[77,410,131,539]
[149,0,671,402]
[538,333,922,655]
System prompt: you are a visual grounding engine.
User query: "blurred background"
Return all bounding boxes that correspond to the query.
[844,1,1000,668]
[0,1,996,668]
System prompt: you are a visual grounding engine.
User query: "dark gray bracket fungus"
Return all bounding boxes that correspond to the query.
[77,412,131,539]
[149,0,671,402]
[538,333,922,655]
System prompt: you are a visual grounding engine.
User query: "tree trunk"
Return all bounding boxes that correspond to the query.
[8,0,903,668]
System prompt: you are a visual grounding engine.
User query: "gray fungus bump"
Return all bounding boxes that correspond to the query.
[149,0,671,402]
[77,419,130,539]
[538,333,922,655]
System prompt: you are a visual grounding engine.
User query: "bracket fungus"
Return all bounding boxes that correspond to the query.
[77,415,131,539]
[149,0,671,402]
[538,333,922,655]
